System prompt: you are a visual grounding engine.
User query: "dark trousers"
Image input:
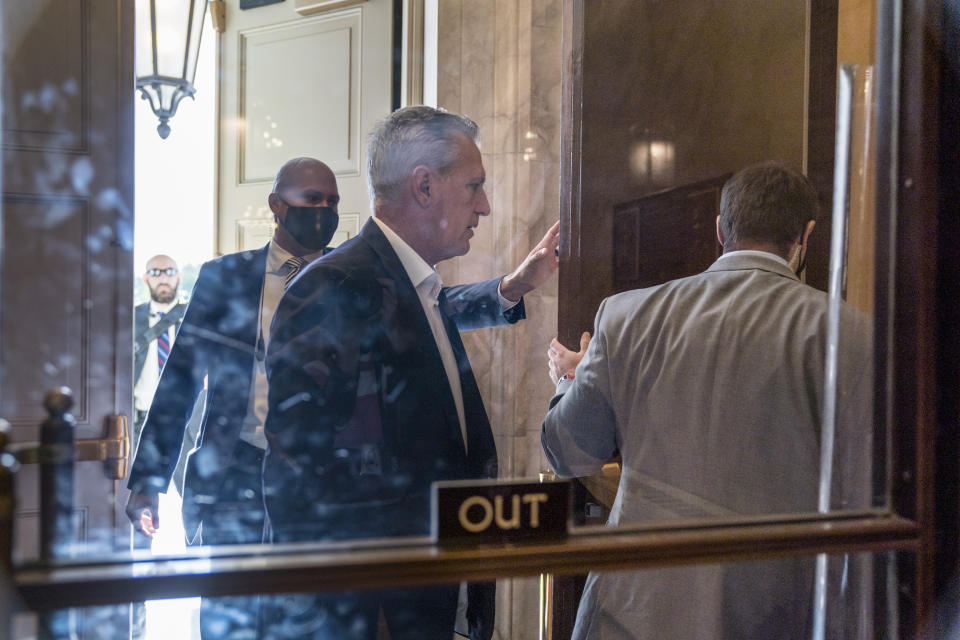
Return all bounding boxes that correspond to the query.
[193,440,266,640]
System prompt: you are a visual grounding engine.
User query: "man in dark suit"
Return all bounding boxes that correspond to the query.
[125,157,343,638]
[263,106,560,640]
[126,158,343,543]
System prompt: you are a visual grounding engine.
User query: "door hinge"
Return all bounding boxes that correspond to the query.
[210,0,226,33]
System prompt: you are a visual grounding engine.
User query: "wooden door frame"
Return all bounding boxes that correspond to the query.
[879,0,949,635]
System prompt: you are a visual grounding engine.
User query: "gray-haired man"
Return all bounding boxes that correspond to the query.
[263,106,559,639]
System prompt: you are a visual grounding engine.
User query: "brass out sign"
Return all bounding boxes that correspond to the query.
[432,479,570,545]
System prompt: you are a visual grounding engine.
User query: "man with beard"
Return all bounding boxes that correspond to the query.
[125,158,342,639]
[127,159,342,550]
[133,254,185,445]
[130,254,185,639]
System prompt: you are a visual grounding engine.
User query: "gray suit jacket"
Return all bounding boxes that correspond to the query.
[543,252,874,640]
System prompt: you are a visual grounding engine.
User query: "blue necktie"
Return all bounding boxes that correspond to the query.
[157,312,170,374]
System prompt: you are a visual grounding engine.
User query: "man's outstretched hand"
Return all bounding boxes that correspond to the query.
[499,221,560,302]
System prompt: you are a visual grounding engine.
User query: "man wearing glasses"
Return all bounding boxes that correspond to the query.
[126,158,341,639]
[133,255,185,444]
[130,254,185,639]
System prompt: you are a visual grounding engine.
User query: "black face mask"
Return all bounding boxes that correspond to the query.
[279,202,339,251]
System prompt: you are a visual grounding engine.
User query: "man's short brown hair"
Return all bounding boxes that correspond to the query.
[719,162,819,255]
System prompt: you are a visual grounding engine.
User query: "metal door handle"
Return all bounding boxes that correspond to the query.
[9,412,129,481]
[77,414,129,480]
[812,62,857,640]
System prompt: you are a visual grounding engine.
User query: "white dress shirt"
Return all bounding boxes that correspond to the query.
[238,241,322,450]
[373,217,519,637]
[716,249,790,267]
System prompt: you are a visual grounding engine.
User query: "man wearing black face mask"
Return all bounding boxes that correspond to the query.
[124,157,344,638]
[126,158,340,545]
[271,159,341,255]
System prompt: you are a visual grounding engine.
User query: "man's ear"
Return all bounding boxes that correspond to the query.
[715,215,724,246]
[267,192,283,219]
[801,219,816,247]
[141,273,150,287]
[411,166,432,207]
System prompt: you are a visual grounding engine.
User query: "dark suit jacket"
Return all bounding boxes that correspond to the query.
[129,235,518,546]
[133,300,186,386]
[127,247,268,530]
[263,219,523,638]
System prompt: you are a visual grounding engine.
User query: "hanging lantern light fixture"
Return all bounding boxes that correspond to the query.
[135,0,208,139]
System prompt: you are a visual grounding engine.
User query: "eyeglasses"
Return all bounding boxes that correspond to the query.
[146,268,178,277]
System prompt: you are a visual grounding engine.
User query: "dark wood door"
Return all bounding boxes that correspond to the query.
[1,0,134,636]
[558,0,838,346]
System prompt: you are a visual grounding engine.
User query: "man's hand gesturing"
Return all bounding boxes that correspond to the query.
[548,331,591,384]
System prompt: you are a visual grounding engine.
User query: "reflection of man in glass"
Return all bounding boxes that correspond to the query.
[543,163,873,639]
[126,160,342,541]
[126,157,343,639]
[263,106,560,640]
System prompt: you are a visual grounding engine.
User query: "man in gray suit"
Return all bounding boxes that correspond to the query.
[543,162,873,639]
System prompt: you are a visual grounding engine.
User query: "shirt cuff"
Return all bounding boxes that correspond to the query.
[555,375,574,393]
[496,280,521,311]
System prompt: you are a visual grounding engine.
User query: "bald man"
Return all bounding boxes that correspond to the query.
[125,158,345,638]
[133,254,185,441]
[126,158,344,548]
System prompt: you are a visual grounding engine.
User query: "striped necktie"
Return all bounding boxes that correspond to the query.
[283,256,308,289]
[156,312,170,374]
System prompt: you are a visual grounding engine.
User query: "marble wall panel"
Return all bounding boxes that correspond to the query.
[460,0,497,123]
[438,0,561,475]
[498,575,543,640]
[492,0,522,156]
[436,1,562,636]
[436,0,462,110]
